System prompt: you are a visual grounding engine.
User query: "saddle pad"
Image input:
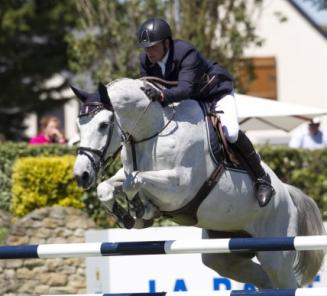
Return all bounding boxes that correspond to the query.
[199,102,223,165]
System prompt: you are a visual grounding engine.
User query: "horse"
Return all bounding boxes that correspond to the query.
[72,78,326,289]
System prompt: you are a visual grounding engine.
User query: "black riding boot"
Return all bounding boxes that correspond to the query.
[231,131,275,207]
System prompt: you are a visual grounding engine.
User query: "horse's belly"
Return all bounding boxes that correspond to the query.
[195,170,262,231]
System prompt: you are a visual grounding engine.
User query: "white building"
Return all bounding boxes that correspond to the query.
[242,0,327,144]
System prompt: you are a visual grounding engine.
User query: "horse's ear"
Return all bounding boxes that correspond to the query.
[98,83,112,109]
[70,85,89,103]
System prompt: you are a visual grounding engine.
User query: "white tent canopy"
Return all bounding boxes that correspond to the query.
[235,94,327,132]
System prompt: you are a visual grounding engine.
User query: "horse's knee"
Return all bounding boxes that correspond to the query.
[97,181,115,204]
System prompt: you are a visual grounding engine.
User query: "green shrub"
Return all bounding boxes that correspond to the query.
[0,143,75,211]
[0,143,119,226]
[11,155,84,217]
[0,227,8,244]
[259,146,327,218]
[2,143,327,225]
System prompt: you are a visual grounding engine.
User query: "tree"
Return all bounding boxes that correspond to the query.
[67,0,166,85]
[0,0,78,140]
[67,0,263,90]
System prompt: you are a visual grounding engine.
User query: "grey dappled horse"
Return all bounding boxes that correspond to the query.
[73,78,325,289]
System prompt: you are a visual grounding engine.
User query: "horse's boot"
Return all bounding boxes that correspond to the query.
[112,201,135,229]
[231,131,275,207]
[130,194,145,219]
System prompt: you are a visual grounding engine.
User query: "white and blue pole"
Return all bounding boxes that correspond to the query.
[0,236,327,259]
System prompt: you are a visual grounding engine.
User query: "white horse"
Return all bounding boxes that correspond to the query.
[72,79,325,289]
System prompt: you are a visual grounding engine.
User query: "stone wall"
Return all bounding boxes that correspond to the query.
[0,207,96,296]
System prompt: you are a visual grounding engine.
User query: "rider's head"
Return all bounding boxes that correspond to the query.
[137,17,172,63]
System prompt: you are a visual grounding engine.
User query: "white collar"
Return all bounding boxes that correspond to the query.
[157,49,169,70]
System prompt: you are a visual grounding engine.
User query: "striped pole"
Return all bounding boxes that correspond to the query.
[39,288,327,296]
[1,236,327,259]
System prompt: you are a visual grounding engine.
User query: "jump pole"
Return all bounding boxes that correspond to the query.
[1,236,327,260]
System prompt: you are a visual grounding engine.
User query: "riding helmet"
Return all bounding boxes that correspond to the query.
[137,17,172,48]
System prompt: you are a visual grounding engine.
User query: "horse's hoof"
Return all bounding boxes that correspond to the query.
[122,215,135,229]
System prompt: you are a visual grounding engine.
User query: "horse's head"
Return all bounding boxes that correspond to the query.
[71,83,121,189]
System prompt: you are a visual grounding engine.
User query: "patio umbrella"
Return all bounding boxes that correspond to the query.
[235,94,327,132]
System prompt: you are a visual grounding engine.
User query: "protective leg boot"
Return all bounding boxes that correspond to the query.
[231,131,275,207]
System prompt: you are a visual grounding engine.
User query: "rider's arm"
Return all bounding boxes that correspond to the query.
[161,47,199,104]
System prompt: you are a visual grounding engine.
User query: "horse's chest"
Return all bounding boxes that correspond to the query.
[150,137,178,168]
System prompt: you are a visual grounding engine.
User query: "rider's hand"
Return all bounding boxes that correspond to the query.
[141,85,164,103]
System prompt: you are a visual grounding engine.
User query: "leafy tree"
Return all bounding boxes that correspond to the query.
[0,0,78,140]
[67,0,263,90]
[67,0,166,85]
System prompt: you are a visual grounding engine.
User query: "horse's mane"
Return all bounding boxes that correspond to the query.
[106,77,161,93]
[106,77,131,88]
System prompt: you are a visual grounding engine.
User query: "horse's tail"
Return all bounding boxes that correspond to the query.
[286,184,326,286]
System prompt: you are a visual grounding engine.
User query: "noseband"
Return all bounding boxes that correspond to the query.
[77,102,119,174]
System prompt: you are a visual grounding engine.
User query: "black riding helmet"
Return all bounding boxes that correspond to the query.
[137,17,172,48]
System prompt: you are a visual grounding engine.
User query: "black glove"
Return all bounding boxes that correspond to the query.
[141,85,163,102]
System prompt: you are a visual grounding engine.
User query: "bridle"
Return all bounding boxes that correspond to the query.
[77,102,121,175]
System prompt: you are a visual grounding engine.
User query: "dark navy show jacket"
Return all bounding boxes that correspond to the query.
[140,39,234,104]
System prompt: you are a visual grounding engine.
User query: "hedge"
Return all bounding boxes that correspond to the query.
[0,143,75,211]
[11,156,84,217]
[1,143,327,223]
[0,143,120,227]
[259,146,327,217]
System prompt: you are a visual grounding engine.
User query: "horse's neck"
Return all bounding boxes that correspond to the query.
[115,102,165,142]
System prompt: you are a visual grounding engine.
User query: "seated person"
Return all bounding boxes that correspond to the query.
[289,118,327,150]
[29,116,66,145]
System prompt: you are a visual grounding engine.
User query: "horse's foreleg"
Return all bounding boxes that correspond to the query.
[97,167,126,212]
[97,168,136,228]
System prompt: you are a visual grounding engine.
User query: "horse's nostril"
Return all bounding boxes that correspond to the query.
[82,171,89,182]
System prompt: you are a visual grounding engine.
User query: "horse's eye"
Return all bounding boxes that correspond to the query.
[99,122,109,130]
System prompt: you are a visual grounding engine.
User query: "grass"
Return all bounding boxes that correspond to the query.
[0,227,8,244]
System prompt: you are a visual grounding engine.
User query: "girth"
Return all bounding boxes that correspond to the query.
[161,163,225,225]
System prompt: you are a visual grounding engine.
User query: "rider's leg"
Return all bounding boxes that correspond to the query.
[214,93,275,207]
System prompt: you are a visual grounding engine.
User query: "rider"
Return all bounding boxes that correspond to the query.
[137,17,275,207]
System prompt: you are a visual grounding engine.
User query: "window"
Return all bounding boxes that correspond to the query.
[239,57,277,100]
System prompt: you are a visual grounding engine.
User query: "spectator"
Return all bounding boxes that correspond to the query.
[289,118,327,149]
[29,116,66,145]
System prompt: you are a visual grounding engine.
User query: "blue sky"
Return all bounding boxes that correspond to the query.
[294,0,327,24]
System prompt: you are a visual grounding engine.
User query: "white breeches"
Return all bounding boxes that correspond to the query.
[214,93,239,143]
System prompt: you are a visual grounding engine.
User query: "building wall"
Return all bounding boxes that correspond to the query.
[243,0,327,109]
